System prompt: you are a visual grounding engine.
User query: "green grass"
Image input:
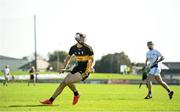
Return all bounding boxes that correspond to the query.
[89,73,141,80]
[0,71,141,80]
[0,83,179,112]
[0,71,57,76]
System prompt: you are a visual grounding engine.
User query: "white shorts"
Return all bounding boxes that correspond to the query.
[149,67,161,76]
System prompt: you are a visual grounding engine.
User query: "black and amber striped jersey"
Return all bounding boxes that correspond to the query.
[69,43,94,74]
[29,69,35,75]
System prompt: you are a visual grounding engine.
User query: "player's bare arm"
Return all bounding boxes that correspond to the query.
[145,58,148,67]
[87,55,95,73]
[156,56,165,63]
[60,55,72,73]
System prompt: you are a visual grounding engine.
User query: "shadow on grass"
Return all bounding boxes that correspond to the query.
[0,104,60,108]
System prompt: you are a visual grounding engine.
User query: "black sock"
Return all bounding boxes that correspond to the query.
[148,91,152,96]
[74,91,79,96]
[49,97,55,102]
[167,89,171,93]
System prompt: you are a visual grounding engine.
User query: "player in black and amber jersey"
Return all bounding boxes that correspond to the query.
[28,66,36,86]
[40,33,94,105]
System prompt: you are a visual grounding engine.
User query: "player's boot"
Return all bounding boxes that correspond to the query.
[72,95,80,105]
[40,99,53,105]
[168,91,174,100]
[144,95,152,99]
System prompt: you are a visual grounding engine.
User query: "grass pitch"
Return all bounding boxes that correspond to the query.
[0,83,179,112]
[0,71,141,80]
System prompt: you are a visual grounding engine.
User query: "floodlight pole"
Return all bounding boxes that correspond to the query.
[34,15,37,70]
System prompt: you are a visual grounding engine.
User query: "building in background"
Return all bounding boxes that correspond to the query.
[0,55,49,72]
[163,62,180,70]
[162,62,180,77]
[19,56,49,72]
[0,55,29,71]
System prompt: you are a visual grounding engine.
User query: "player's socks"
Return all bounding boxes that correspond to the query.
[49,97,55,102]
[144,91,152,99]
[167,89,171,93]
[168,91,174,100]
[148,91,152,96]
[72,91,80,105]
[74,91,79,96]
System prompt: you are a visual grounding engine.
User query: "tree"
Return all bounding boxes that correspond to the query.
[94,52,132,73]
[48,51,68,71]
[48,51,68,62]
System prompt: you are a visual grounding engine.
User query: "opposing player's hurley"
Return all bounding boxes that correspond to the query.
[40,33,94,105]
[144,41,174,99]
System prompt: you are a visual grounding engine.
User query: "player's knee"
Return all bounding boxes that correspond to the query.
[62,79,72,85]
[62,80,68,85]
[62,77,67,84]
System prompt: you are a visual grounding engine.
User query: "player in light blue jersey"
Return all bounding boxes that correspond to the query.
[144,41,174,99]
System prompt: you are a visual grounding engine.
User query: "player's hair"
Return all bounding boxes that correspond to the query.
[147,41,154,45]
[5,65,9,68]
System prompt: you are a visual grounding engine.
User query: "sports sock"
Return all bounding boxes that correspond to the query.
[148,91,152,96]
[167,89,171,93]
[74,91,79,96]
[49,97,55,102]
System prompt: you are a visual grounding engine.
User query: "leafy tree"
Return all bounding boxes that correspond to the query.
[48,51,68,71]
[94,52,132,73]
